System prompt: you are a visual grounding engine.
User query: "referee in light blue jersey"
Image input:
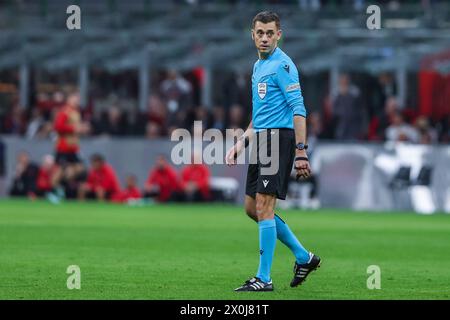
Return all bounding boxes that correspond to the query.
[226,11,321,292]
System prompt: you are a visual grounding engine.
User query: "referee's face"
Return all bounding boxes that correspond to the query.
[252,21,281,58]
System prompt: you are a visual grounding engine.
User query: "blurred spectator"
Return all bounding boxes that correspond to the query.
[167,108,189,135]
[211,105,226,132]
[9,152,39,197]
[93,106,126,136]
[36,92,52,117]
[386,0,401,11]
[385,111,419,143]
[180,153,211,202]
[228,104,246,130]
[440,115,450,142]
[0,141,4,177]
[144,155,181,202]
[112,175,142,203]
[147,95,168,127]
[319,93,335,139]
[51,91,66,113]
[2,104,26,134]
[368,96,399,141]
[160,70,193,113]
[78,154,121,201]
[195,106,212,129]
[378,73,397,103]
[36,91,65,120]
[307,112,325,149]
[332,74,365,140]
[145,122,163,139]
[25,109,53,139]
[371,72,397,118]
[36,154,59,197]
[2,67,448,145]
[142,94,168,138]
[126,109,147,136]
[60,162,87,199]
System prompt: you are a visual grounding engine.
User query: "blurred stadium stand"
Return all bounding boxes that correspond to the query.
[1,1,449,118]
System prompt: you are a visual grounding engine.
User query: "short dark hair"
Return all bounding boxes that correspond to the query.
[252,11,281,30]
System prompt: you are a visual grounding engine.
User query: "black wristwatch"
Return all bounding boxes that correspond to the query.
[296,143,308,151]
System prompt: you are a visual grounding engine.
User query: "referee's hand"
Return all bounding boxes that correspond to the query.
[294,151,312,180]
[225,140,245,166]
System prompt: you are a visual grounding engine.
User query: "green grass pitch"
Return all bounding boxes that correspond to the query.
[1,199,449,300]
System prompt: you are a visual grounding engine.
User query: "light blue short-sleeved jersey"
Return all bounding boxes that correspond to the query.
[252,47,307,130]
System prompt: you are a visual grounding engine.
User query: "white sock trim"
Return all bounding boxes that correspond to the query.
[307,252,314,263]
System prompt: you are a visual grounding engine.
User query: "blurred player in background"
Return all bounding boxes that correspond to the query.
[9,151,39,198]
[112,174,142,203]
[35,155,59,197]
[53,91,83,166]
[226,11,320,292]
[52,91,90,199]
[180,152,211,202]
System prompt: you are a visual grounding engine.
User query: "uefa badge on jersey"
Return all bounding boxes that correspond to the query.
[258,83,267,99]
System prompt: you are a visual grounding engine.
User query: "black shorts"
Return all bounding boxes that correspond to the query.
[55,152,80,166]
[245,128,295,200]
